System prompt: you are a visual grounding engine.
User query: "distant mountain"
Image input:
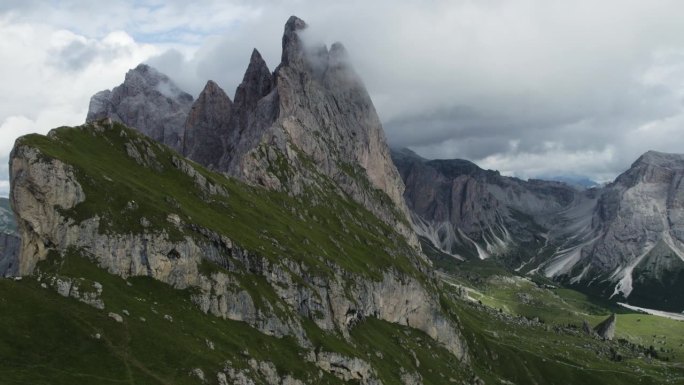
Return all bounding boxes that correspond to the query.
[0,197,19,276]
[392,148,589,264]
[550,151,684,311]
[541,175,600,190]
[394,148,684,312]
[0,197,16,234]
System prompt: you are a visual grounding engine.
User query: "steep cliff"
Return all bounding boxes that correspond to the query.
[218,17,414,248]
[547,151,684,311]
[393,148,592,268]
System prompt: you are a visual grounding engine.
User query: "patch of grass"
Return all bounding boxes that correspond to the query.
[439,262,684,381]
[442,294,684,385]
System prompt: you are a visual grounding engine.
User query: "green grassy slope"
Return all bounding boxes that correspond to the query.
[0,252,471,385]
[437,261,684,384]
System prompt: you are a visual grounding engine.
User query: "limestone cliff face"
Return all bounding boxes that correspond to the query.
[182,81,233,168]
[86,64,194,152]
[396,148,684,311]
[220,16,417,247]
[10,121,467,362]
[393,148,586,265]
[555,151,684,310]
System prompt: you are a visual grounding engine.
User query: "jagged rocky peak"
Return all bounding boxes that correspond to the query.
[182,80,232,168]
[615,150,684,187]
[84,16,417,247]
[281,16,309,68]
[222,16,418,246]
[233,49,273,110]
[86,63,194,152]
[634,150,684,167]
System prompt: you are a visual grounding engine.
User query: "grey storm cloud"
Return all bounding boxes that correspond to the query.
[139,0,684,182]
[2,0,684,194]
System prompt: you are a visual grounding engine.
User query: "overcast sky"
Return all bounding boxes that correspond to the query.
[2,0,684,196]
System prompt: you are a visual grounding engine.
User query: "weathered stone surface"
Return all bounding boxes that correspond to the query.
[219,359,305,385]
[231,49,273,131]
[216,16,417,248]
[309,351,380,384]
[594,314,616,340]
[396,147,684,310]
[182,80,233,168]
[108,312,123,323]
[10,145,86,275]
[86,64,193,152]
[393,148,586,263]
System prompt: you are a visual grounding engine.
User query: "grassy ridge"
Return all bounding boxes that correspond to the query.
[18,123,419,280]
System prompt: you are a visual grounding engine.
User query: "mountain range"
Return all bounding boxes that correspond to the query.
[1,15,683,385]
[394,148,684,311]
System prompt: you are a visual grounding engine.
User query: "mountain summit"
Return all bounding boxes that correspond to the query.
[86,16,416,247]
[86,64,194,152]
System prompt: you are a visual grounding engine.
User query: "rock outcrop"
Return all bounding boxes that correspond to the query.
[86,64,194,152]
[594,314,616,340]
[182,81,233,168]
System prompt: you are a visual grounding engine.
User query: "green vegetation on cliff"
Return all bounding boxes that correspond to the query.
[18,122,421,280]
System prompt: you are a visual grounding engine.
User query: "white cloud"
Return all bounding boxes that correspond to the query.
[0,18,162,196]
[3,0,684,197]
